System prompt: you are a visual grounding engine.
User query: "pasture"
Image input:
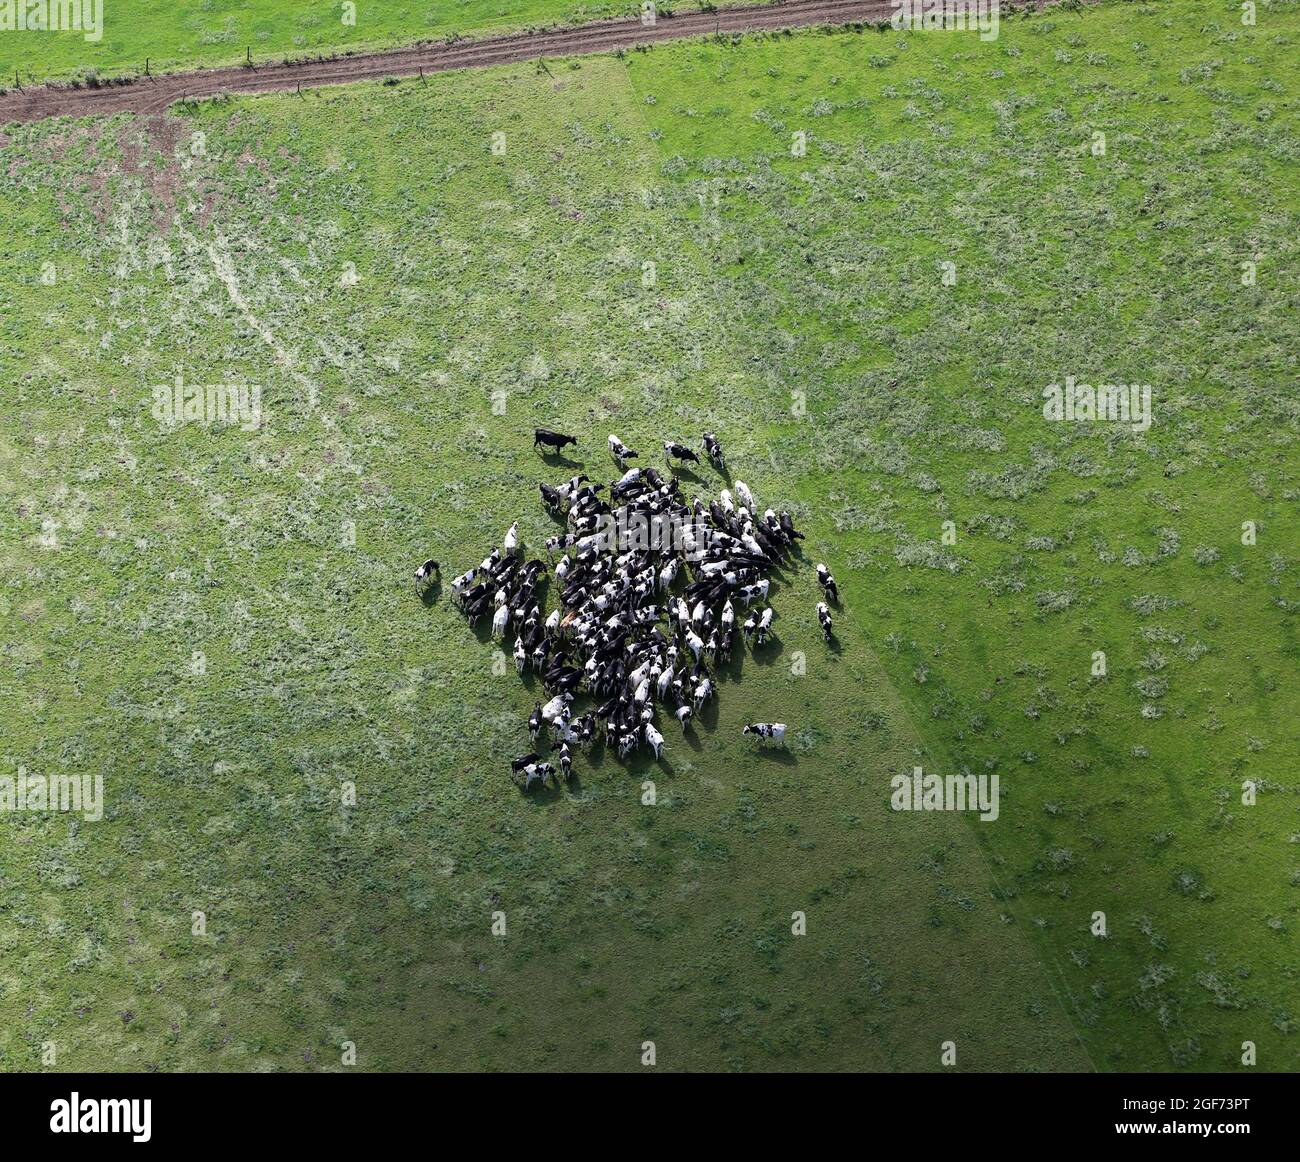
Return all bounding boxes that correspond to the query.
[0,0,658,84]
[0,0,1296,1071]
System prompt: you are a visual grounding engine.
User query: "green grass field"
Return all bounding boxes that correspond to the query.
[1,0,1297,1072]
[0,0,705,84]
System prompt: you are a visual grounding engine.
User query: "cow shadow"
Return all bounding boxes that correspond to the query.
[718,647,745,682]
[752,638,785,665]
[671,464,706,486]
[520,778,566,803]
[538,449,583,470]
[418,581,442,607]
[753,745,797,766]
[640,755,673,779]
[698,697,720,732]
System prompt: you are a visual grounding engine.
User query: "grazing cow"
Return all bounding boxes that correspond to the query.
[511,752,541,772]
[657,666,675,702]
[664,441,700,466]
[816,563,838,602]
[742,611,757,640]
[541,693,570,723]
[551,740,574,782]
[685,629,705,661]
[492,604,510,640]
[534,428,577,453]
[756,606,774,645]
[528,702,543,742]
[675,704,693,730]
[702,431,725,470]
[539,482,563,512]
[780,511,805,541]
[503,522,519,557]
[645,723,665,759]
[693,675,713,710]
[608,434,639,466]
[658,558,678,593]
[551,715,577,744]
[817,601,833,642]
[413,558,440,594]
[742,722,786,746]
[514,635,527,672]
[611,466,642,499]
[517,761,556,790]
[734,481,755,512]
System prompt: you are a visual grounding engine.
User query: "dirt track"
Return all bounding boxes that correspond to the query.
[0,0,909,125]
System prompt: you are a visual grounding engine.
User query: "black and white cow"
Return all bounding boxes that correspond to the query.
[742,722,786,746]
[516,761,556,790]
[664,441,699,466]
[702,431,725,470]
[413,558,440,593]
[551,740,574,782]
[817,601,833,642]
[816,563,838,603]
[608,434,638,467]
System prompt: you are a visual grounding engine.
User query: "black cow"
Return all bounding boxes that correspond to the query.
[665,441,700,465]
[534,428,577,453]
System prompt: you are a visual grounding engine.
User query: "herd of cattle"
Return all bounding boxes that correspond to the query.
[416,429,839,791]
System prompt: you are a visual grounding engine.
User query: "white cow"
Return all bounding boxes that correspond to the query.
[492,604,510,640]
[645,723,665,759]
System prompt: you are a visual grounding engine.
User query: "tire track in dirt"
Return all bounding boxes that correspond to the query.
[1,0,905,124]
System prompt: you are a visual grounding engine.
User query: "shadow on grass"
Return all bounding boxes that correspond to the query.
[749,745,797,766]
[537,448,583,471]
